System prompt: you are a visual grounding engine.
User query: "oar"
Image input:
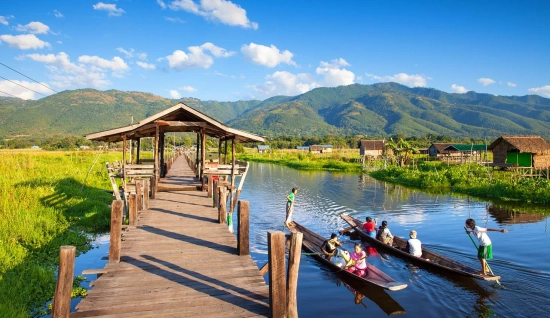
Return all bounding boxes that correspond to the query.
[339,225,354,235]
[464,227,501,286]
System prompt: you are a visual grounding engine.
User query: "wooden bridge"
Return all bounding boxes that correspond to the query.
[69,156,270,317]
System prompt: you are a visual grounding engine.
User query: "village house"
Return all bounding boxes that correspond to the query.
[359,139,386,158]
[257,145,270,153]
[488,136,550,169]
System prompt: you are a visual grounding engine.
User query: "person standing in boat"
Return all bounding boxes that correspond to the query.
[321,233,341,261]
[376,220,394,245]
[284,187,298,227]
[465,218,507,276]
[362,217,377,238]
[406,230,422,257]
[346,243,368,277]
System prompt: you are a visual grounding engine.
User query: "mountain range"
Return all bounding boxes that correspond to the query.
[1,82,550,140]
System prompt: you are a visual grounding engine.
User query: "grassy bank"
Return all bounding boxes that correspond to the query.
[0,150,120,317]
[238,149,363,172]
[370,161,550,205]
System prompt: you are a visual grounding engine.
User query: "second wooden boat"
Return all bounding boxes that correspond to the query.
[288,221,408,291]
[340,213,500,281]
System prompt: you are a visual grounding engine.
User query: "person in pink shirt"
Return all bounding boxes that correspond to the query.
[346,243,368,277]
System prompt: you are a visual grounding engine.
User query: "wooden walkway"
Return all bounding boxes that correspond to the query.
[72,156,270,317]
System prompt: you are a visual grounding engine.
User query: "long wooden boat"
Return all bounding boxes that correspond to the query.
[340,214,500,281]
[288,221,407,291]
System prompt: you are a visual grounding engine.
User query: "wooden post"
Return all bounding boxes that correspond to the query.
[154,125,160,181]
[212,180,219,208]
[219,187,227,224]
[230,138,236,212]
[287,232,303,318]
[129,194,137,225]
[237,200,249,256]
[207,174,213,198]
[144,179,150,210]
[52,246,76,318]
[109,200,123,263]
[136,138,141,164]
[135,179,143,212]
[150,176,156,199]
[268,231,286,318]
[122,135,127,164]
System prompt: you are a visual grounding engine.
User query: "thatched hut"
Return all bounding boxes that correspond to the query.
[359,139,386,157]
[487,136,550,168]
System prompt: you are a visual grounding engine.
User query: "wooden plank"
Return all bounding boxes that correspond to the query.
[52,246,75,318]
[287,231,303,318]
[108,200,122,263]
[268,231,285,318]
[238,200,249,256]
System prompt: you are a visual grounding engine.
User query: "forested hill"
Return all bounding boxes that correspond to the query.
[1,83,550,140]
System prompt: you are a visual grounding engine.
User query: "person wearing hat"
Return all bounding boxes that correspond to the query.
[406,230,422,257]
[284,187,298,227]
[320,233,341,261]
[376,220,394,245]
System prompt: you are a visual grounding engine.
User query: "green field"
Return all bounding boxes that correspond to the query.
[0,150,120,317]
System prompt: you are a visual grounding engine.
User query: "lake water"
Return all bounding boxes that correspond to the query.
[237,163,550,317]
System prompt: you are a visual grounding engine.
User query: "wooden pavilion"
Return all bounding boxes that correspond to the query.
[85,102,265,195]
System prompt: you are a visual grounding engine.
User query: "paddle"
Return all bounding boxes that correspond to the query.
[339,225,354,235]
[464,226,501,286]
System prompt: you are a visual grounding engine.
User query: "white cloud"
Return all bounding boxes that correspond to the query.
[528,85,550,98]
[170,89,181,98]
[165,43,233,70]
[0,80,52,100]
[165,17,185,23]
[57,41,62,44]
[0,15,14,26]
[25,52,117,88]
[15,21,50,34]
[0,34,50,50]
[180,85,197,92]
[365,72,427,87]
[137,61,156,70]
[478,77,495,86]
[252,71,319,97]
[451,84,468,93]
[54,10,64,18]
[507,82,517,87]
[316,58,355,86]
[93,2,125,17]
[78,55,129,72]
[241,43,296,68]
[166,0,258,29]
[117,47,147,60]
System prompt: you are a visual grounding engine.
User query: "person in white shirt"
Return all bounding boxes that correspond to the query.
[406,230,422,257]
[465,218,507,276]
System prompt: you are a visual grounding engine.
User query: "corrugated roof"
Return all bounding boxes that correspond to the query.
[359,140,385,150]
[444,144,488,151]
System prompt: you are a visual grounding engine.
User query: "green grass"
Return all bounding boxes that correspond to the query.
[238,149,363,172]
[0,150,120,317]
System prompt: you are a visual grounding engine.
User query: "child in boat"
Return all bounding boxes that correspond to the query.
[406,230,422,257]
[465,218,507,275]
[320,233,341,261]
[376,220,394,245]
[346,243,368,277]
[284,187,298,227]
[362,217,377,238]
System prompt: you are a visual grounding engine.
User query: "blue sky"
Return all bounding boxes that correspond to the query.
[1,0,549,101]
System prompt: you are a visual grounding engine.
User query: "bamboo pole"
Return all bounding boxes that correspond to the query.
[268,231,286,318]
[52,246,76,318]
[287,231,303,318]
[109,200,123,263]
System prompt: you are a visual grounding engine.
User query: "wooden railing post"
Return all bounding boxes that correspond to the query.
[144,179,150,210]
[219,187,227,224]
[52,246,76,318]
[109,200,123,263]
[128,194,137,225]
[268,231,286,318]
[212,180,219,208]
[207,175,213,198]
[237,200,249,256]
[150,176,156,199]
[287,231,303,318]
[135,179,143,212]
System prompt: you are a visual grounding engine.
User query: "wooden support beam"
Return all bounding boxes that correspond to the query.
[237,200,249,256]
[150,176,156,199]
[144,179,150,210]
[259,262,269,276]
[135,179,143,212]
[109,200,123,263]
[154,125,160,180]
[122,135,127,164]
[136,138,141,164]
[268,231,286,318]
[230,138,236,212]
[212,180,219,208]
[201,129,206,189]
[207,174,213,198]
[287,231,303,318]
[219,187,227,224]
[128,194,137,225]
[52,246,75,318]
